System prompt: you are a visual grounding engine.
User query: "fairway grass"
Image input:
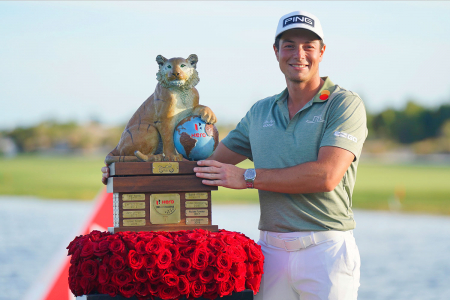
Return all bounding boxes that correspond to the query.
[1,155,449,215]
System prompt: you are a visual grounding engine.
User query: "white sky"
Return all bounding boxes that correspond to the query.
[1,1,450,130]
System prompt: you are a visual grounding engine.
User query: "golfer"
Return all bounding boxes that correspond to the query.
[194,10,367,300]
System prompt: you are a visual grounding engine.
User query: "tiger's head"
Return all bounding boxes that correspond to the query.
[156,54,200,90]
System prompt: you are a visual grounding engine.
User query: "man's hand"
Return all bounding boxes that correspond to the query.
[101,165,110,185]
[194,160,247,189]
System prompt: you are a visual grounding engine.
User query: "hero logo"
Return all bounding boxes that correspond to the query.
[263,120,275,128]
[157,199,174,205]
[334,131,358,143]
[191,122,206,138]
[283,15,315,28]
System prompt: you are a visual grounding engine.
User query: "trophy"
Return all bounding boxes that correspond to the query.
[105,54,220,233]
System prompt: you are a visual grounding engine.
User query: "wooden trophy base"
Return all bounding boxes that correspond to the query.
[107,161,219,233]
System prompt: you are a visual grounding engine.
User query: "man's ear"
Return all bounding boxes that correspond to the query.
[273,44,280,62]
[156,55,167,68]
[187,54,198,69]
[319,44,326,62]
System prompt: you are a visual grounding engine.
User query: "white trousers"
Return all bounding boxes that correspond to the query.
[255,230,360,300]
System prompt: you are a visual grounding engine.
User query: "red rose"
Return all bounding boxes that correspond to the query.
[216,253,232,270]
[98,264,110,285]
[80,276,96,295]
[159,285,181,300]
[175,257,191,272]
[80,241,94,258]
[167,244,180,261]
[180,246,196,258]
[190,280,205,299]
[89,230,103,242]
[246,274,262,294]
[204,282,219,300]
[133,268,148,283]
[109,254,126,271]
[121,233,138,251]
[134,282,149,297]
[228,245,247,263]
[177,275,190,295]
[135,241,147,255]
[209,238,226,251]
[167,264,180,276]
[81,260,98,280]
[109,239,126,255]
[128,250,144,270]
[146,237,164,255]
[112,270,133,287]
[186,269,199,281]
[234,276,246,292]
[175,233,192,245]
[246,243,263,263]
[146,281,161,295]
[187,231,207,244]
[147,267,164,283]
[218,279,234,297]
[143,254,157,269]
[231,262,246,278]
[70,248,81,264]
[162,273,179,287]
[156,249,172,269]
[246,263,254,278]
[119,283,136,298]
[192,248,209,270]
[102,283,118,297]
[214,270,230,282]
[253,261,264,275]
[199,266,214,284]
[94,240,110,257]
[69,276,82,296]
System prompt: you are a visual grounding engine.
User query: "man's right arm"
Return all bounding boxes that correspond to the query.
[101,142,248,185]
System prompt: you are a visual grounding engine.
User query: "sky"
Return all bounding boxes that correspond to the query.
[1,1,450,130]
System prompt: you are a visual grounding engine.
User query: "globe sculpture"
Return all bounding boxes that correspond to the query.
[174,115,219,161]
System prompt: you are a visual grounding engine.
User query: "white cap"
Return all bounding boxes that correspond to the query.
[275,11,324,41]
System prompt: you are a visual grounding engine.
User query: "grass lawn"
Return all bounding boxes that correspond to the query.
[1,155,449,215]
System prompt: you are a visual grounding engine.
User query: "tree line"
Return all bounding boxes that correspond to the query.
[1,101,450,154]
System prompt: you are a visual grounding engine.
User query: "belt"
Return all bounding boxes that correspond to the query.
[260,230,346,252]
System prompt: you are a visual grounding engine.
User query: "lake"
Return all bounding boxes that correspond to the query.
[1,197,449,300]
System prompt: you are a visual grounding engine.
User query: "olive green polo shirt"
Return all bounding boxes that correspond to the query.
[222,77,367,232]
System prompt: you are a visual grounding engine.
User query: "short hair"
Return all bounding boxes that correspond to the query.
[274,33,324,51]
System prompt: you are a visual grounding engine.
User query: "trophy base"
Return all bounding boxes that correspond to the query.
[108,224,219,233]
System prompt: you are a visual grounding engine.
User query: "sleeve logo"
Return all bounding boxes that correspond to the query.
[283,15,315,28]
[334,131,358,143]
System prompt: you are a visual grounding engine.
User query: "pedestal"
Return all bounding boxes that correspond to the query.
[106,161,219,233]
[77,290,253,300]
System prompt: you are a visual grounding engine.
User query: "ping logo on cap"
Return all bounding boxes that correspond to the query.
[283,15,315,28]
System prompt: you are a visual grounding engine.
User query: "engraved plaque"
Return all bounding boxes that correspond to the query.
[186,209,208,217]
[185,192,208,200]
[150,194,181,224]
[123,211,146,218]
[123,202,145,209]
[123,219,146,226]
[122,194,145,201]
[186,218,208,225]
[153,162,179,174]
[185,201,208,208]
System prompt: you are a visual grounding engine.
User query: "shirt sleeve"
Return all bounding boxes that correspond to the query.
[221,110,253,161]
[320,93,368,161]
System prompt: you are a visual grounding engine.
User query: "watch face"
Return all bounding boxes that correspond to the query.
[245,169,256,180]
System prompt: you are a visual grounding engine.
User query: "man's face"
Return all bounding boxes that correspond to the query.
[274,29,326,84]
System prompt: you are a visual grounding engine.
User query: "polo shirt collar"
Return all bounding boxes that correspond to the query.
[275,76,336,105]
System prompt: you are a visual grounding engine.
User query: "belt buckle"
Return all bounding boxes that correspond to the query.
[283,238,301,252]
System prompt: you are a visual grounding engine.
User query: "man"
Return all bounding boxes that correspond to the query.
[193,10,366,300]
[102,10,366,300]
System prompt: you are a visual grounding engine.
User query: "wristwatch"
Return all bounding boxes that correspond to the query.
[244,168,257,189]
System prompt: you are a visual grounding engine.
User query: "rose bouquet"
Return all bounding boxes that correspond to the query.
[67,229,264,299]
